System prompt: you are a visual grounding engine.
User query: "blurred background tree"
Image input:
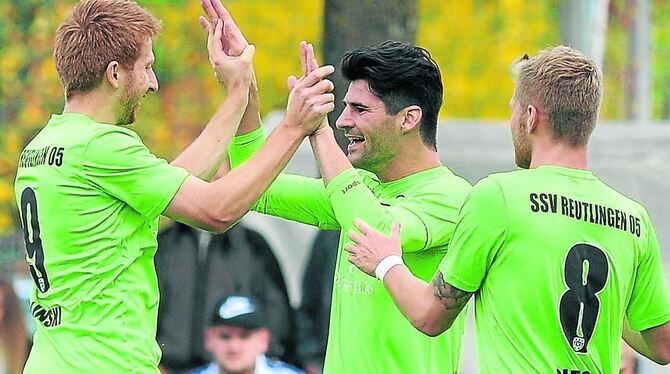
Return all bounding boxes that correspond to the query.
[324,0,417,149]
[0,0,669,234]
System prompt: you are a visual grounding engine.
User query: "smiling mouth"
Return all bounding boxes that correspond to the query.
[345,134,365,146]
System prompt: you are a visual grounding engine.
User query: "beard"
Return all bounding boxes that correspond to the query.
[348,138,395,175]
[116,78,143,126]
[512,119,532,169]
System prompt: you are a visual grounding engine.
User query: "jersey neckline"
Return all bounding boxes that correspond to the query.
[535,164,596,179]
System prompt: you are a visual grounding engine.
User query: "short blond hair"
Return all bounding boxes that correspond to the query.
[513,46,603,146]
[54,0,161,99]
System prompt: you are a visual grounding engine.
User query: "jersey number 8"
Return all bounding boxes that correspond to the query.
[559,243,609,353]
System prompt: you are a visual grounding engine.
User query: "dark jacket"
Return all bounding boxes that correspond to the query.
[156,222,295,373]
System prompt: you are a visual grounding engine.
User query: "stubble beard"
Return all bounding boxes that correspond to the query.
[513,126,531,169]
[116,74,143,126]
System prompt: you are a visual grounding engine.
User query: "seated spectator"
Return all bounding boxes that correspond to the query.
[295,230,338,374]
[188,295,303,374]
[156,222,295,373]
[0,278,29,374]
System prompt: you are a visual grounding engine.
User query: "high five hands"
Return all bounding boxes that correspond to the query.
[200,0,334,136]
[289,41,333,136]
[198,0,254,91]
[284,40,335,136]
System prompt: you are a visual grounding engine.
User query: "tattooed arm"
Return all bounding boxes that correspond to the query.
[346,219,473,336]
[378,266,472,336]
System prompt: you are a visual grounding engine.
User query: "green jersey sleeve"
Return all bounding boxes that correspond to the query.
[439,177,509,292]
[326,168,457,252]
[82,128,189,221]
[627,217,670,331]
[228,126,266,169]
[228,126,339,229]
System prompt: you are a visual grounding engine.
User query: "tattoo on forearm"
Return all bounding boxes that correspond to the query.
[432,272,471,310]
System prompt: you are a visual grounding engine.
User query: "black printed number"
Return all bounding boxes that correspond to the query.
[20,187,51,293]
[559,243,608,353]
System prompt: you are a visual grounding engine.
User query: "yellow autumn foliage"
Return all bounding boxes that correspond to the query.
[0,0,668,235]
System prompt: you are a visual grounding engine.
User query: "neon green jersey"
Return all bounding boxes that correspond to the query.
[14,113,189,373]
[439,166,670,373]
[230,127,472,373]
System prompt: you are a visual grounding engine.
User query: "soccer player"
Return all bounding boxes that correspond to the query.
[14,0,334,372]
[201,2,472,372]
[345,46,670,372]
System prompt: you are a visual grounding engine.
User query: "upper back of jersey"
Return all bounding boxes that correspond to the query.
[452,165,670,373]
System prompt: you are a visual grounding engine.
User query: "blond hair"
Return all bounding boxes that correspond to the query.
[54,0,161,99]
[513,46,603,146]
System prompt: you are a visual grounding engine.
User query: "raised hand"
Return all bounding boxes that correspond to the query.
[200,18,254,91]
[200,0,260,134]
[284,62,336,136]
[287,41,332,135]
[200,0,248,56]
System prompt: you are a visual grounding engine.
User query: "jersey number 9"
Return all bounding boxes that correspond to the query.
[20,187,51,293]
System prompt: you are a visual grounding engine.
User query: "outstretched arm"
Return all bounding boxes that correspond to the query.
[345,219,472,336]
[170,18,253,180]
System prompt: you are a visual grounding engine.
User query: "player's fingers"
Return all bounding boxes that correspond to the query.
[206,19,216,53]
[213,19,224,44]
[309,79,334,94]
[300,41,309,77]
[306,42,318,73]
[390,222,401,238]
[354,218,374,236]
[347,229,365,244]
[239,44,255,61]
[198,15,211,32]
[225,19,248,51]
[313,102,336,115]
[287,75,298,91]
[201,0,219,22]
[301,65,335,87]
[211,0,235,26]
[209,19,224,56]
[312,93,335,106]
[344,243,356,254]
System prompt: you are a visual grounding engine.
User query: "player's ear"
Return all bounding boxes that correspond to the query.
[105,61,121,89]
[526,104,539,133]
[399,105,422,134]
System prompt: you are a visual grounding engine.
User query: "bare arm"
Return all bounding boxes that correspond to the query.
[294,41,351,184]
[623,318,670,365]
[345,219,473,336]
[165,125,306,231]
[170,18,254,180]
[309,126,351,184]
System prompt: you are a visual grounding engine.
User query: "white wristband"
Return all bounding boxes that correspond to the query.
[374,255,404,281]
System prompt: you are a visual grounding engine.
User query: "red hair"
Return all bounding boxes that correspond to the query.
[54,0,161,99]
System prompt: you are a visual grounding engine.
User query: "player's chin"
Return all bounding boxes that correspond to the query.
[348,150,367,167]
